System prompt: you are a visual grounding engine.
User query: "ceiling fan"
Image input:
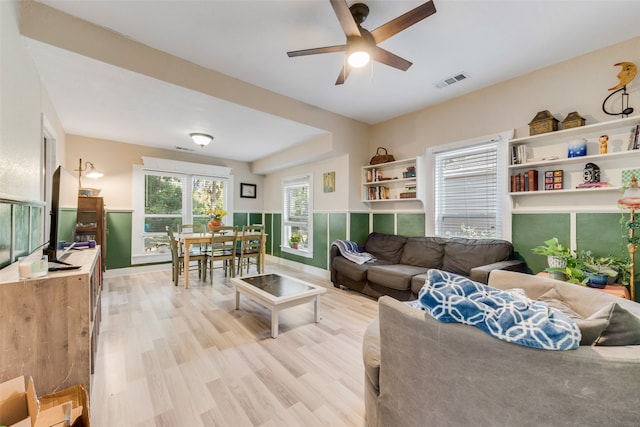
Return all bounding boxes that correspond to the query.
[287,0,437,85]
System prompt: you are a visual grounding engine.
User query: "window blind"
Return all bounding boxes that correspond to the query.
[434,142,501,238]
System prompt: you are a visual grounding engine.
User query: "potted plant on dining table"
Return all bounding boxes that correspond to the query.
[207,208,228,231]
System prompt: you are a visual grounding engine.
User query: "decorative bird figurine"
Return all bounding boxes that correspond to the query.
[608,61,637,91]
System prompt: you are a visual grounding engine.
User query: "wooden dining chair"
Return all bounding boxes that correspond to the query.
[237,224,264,275]
[179,223,205,250]
[166,226,206,285]
[206,225,238,282]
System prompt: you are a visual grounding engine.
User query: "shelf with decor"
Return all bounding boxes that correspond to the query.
[507,116,640,210]
[362,156,424,203]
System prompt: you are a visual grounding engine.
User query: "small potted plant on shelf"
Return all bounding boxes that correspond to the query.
[289,233,302,249]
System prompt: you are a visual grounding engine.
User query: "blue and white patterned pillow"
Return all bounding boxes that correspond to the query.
[417,270,581,350]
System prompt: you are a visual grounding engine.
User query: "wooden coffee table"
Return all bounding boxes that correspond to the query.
[231,273,327,338]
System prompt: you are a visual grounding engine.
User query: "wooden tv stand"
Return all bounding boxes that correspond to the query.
[0,247,102,396]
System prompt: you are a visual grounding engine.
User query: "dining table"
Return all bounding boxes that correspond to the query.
[178,231,267,288]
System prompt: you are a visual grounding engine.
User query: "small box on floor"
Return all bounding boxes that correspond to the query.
[0,376,89,427]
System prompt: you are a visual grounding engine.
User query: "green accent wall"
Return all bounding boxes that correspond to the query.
[576,213,628,256]
[372,213,394,234]
[329,213,347,244]
[397,213,425,237]
[106,211,132,269]
[233,212,247,229]
[512,213,570,274]
[350,213,369,243]
[312,213,328,269]
[249,213,262,225]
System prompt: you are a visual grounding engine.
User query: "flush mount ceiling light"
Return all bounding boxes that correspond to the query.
[190,133,214,147]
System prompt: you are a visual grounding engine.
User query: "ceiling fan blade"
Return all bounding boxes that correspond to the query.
[373,47,412,71]
[287,44,347,57]
[335,64,352,85]
[371,0,436,44]
[330,0,361,37]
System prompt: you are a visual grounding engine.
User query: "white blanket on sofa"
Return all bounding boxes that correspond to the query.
[331,240,376,265]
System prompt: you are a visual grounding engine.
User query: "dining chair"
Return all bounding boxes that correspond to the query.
[179,223,205,251]
[166,226,206,285]
[206,225,238,282]
[237,224,264,275]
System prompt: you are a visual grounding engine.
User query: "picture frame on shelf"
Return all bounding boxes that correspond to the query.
[240,183,257,198]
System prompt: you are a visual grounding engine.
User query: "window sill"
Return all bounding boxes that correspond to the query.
[281,246,313,259]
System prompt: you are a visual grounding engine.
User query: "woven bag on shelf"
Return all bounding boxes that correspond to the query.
[369,147,395,165]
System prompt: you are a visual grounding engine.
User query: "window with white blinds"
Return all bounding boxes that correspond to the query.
[283,174,313,257]
[434,141,501,238]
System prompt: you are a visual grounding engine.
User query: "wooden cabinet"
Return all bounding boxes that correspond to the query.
[76,196,106,270]
[508,115,640,212]
[362,156,425,203]
[0,248,102,396]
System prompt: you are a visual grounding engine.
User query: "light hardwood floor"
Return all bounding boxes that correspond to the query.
[90,261,378,426]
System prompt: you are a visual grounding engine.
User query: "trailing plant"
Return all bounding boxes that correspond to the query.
[532,238,571,258]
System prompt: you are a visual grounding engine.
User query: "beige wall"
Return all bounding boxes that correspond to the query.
[65,135,264,212]
[372,37,640,160]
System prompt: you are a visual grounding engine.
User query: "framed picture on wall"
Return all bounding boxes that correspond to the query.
[323,171,335,193]
[240,183,257,198]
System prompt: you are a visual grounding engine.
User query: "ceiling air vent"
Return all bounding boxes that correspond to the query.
[435,72,470,89]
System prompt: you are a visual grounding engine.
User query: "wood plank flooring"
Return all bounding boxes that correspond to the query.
[90,262,378,426]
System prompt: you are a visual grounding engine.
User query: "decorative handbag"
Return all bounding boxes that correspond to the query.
[369,147,395,165]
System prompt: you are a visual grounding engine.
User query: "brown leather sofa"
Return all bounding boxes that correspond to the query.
[330,232,526,300]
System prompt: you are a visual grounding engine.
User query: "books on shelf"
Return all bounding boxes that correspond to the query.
[629,124,640,150]
[511,144,532,165]
[367,186,390,200]
[510,169,538,192]
[576,182,611,189]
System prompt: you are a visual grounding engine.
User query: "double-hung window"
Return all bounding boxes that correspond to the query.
[282,174,312,257]
[433,138,506,239]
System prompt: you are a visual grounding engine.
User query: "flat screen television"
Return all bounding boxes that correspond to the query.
[44,166,79,265]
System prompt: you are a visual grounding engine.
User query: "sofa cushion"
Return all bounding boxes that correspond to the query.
[442,238,513,276]
[595,303,640,346]
[411,273,429,295]
[418,269,581,350]
[537,287,610,345]
[362,317,380,392]
[368,264,430,291]
[399,237,446,268]
[332,256,370,282]
[365,232,407,264]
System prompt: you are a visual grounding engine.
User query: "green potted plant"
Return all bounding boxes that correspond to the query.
[576,250,629,287]
[289,233,302,249]
[532,237,571,269]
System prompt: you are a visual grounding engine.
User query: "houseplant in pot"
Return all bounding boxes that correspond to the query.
[289,233,302,249]
[576,250,622,288]
[532,237,571,269]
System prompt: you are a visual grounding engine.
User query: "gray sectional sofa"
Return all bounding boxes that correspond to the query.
[363,270,640,427]
[330,232,527,300]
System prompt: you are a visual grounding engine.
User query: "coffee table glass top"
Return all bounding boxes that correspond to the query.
[240,274,315,297]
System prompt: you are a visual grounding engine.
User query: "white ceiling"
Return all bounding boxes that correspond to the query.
[24,0,640,163]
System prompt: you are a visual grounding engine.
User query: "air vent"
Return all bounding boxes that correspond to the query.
[435,72,470,89]
[175,146,196,152]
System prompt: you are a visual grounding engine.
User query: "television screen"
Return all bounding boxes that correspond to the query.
[45,166,78,263]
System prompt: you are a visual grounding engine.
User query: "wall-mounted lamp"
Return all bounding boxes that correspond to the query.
[190,132,214,147]
[76,158,104,188]
[618,174,640,301]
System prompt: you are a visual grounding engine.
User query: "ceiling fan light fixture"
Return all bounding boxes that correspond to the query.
[348,50,370,68]
[190,132,214,147]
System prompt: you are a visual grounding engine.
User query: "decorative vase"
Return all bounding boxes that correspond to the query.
[208,219,223,230]
[568,138,587,158]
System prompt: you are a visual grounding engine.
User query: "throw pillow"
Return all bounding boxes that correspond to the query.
[595,303,640,346]
[537,287,610,345]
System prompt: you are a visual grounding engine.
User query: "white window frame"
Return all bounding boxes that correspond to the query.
[131,157,233,265]
[282,173,313,258]
[427,130,512,239]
